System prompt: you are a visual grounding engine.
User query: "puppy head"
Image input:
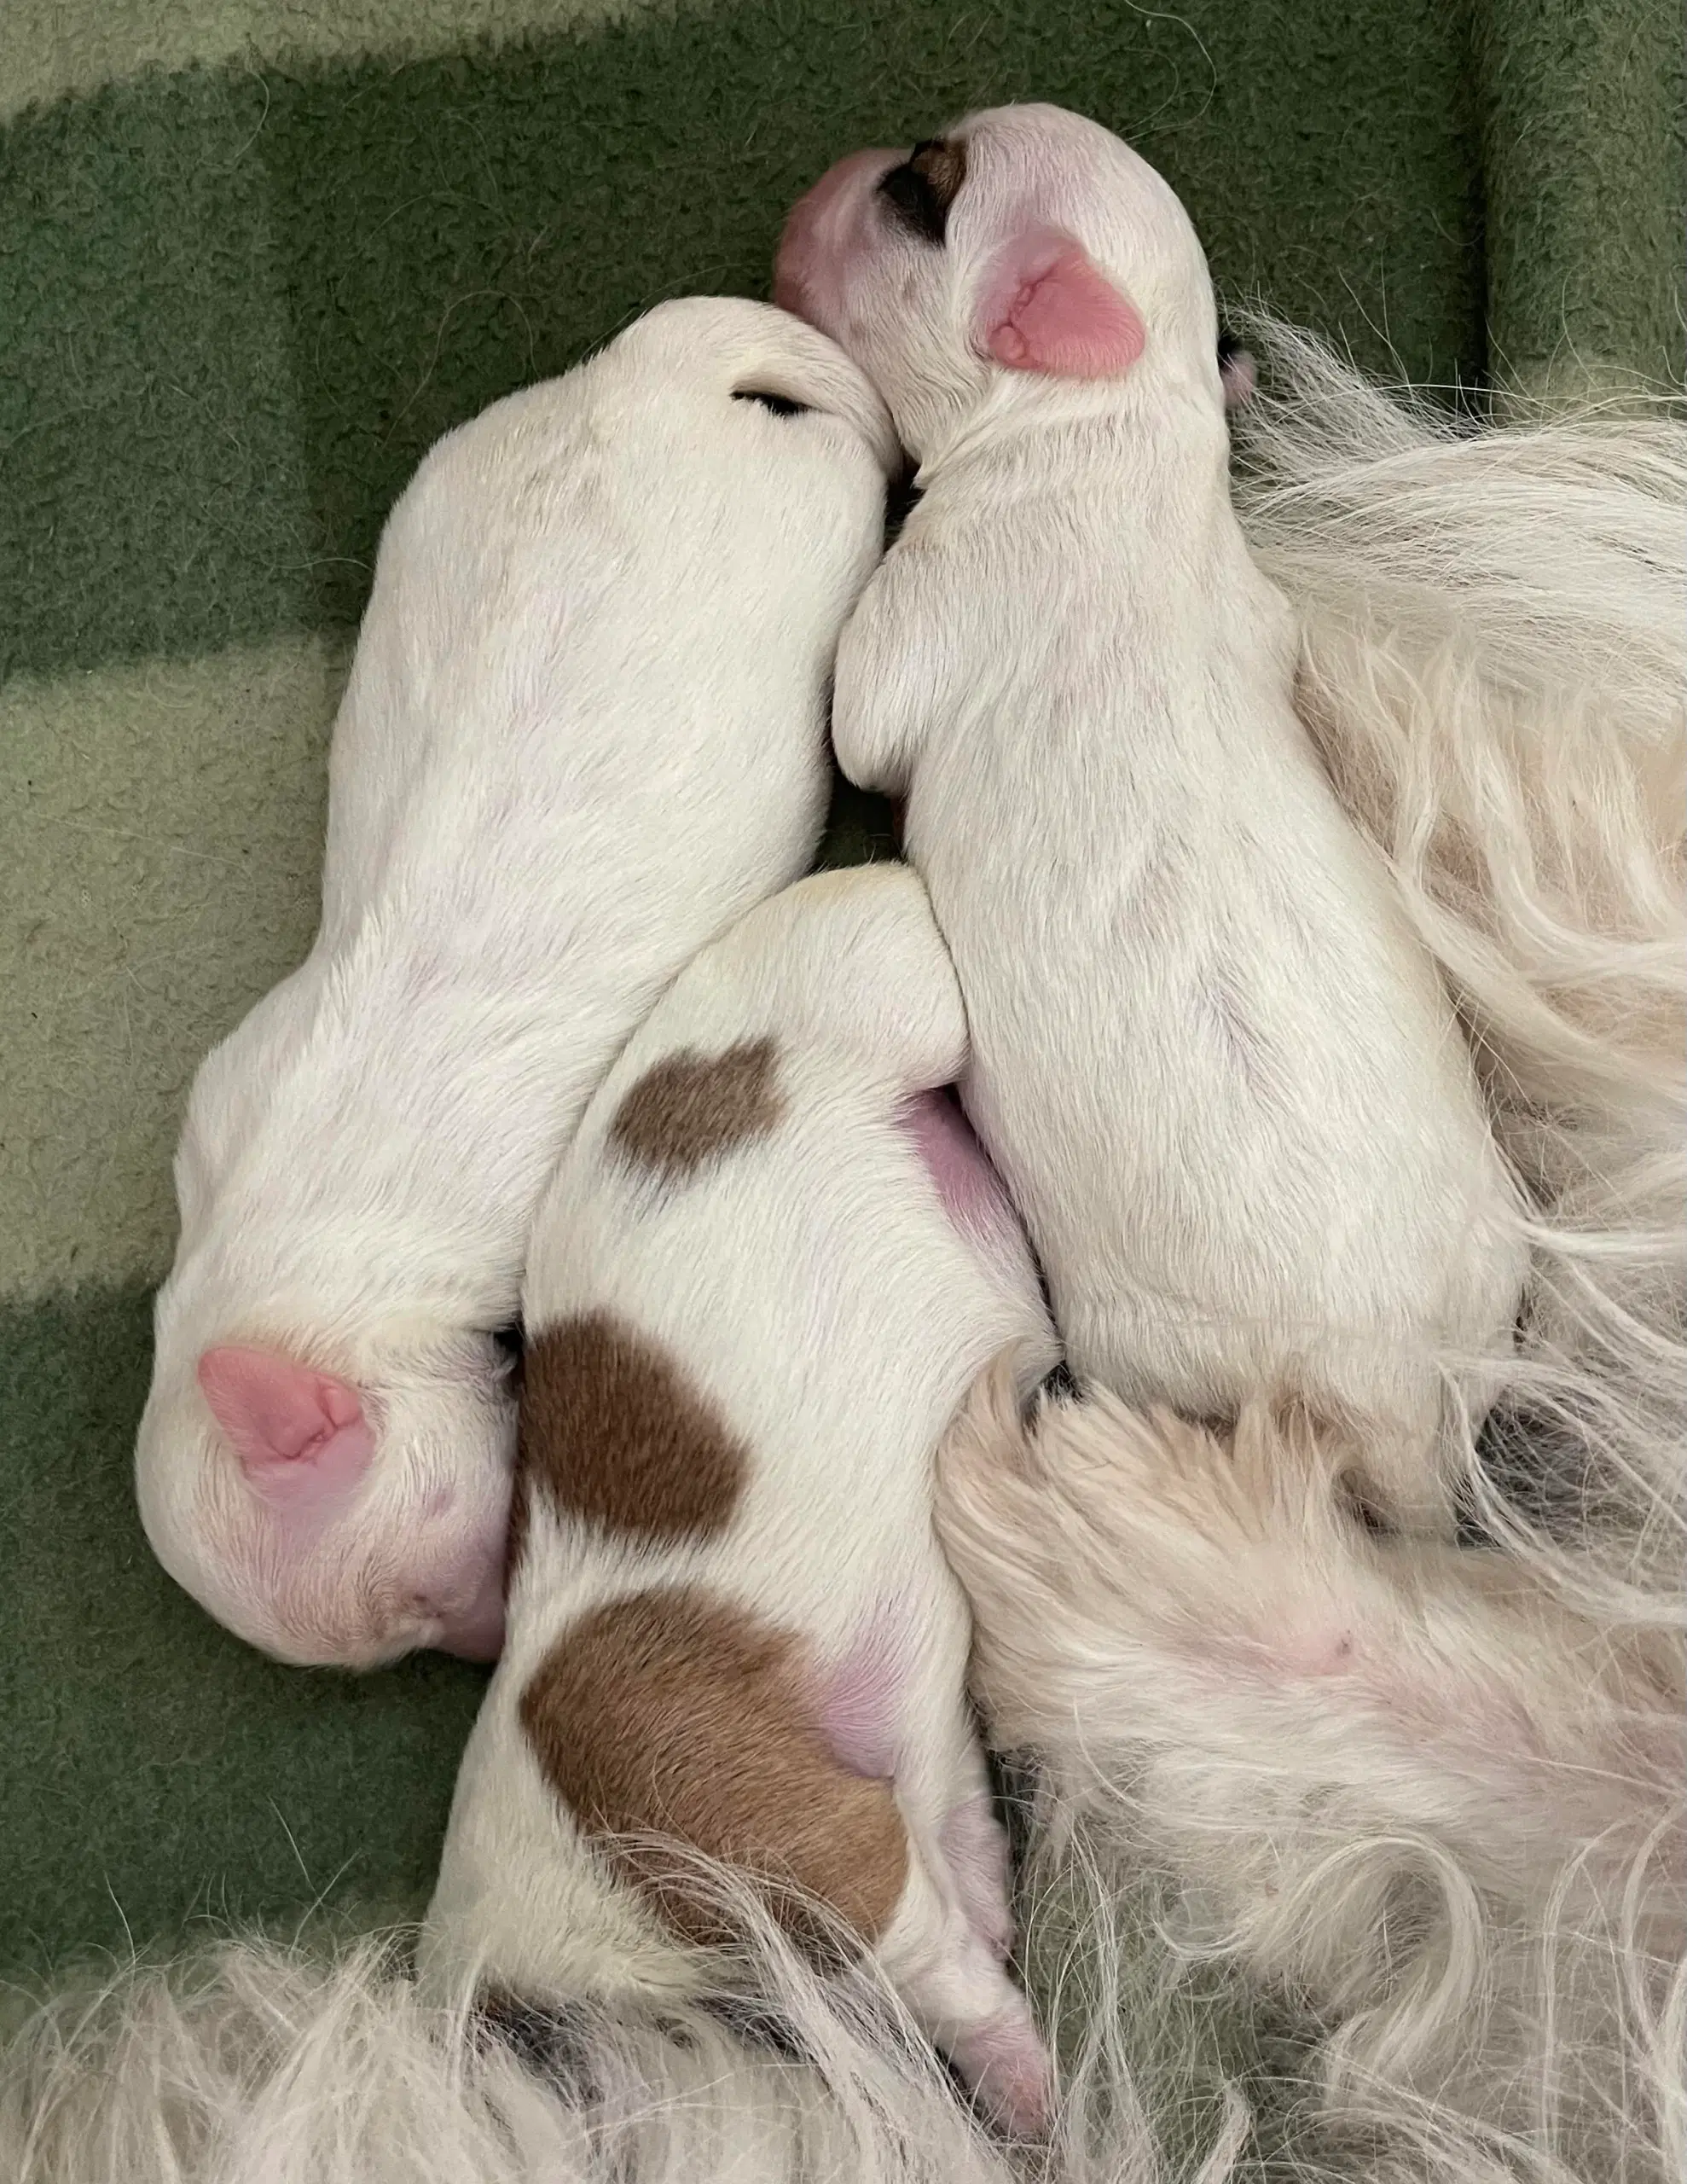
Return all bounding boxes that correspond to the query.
[602,293,900,481]
[136,1300,516,1669]
[578,294,898,640]
[774,102,1221,461]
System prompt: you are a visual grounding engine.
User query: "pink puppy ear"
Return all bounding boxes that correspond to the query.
[977,225,1146,379]
[197,1345,375,1512]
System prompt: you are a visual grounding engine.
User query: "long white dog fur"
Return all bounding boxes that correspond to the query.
[932,320,1685,2180]
[134,298,894,1669]
[3,312,1679,2184]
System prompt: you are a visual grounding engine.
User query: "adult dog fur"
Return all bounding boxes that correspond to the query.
[937,330,1687,2181]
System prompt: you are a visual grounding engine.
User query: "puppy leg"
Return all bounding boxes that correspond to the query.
[830,553,951,799]
[874,1844,1050,2138]
[815,1614,1037,2100]
[938,1780,1016,1965]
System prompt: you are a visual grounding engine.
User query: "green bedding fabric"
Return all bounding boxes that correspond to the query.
[1,0,1679,1978]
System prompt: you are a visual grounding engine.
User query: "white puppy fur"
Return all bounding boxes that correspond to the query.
[135,299,896,1669]
[776,104,1525,1529]
[421,864,1059,2132]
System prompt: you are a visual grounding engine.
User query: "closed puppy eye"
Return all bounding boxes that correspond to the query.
[876,136,968,244]
[733,388,810,416]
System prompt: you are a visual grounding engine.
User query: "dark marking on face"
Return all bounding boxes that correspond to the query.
[520,1585,910,1954]
[733,388,809,416]
[610,1037,784,1183]
[513,1312,748,1559]
[877,136,968,245]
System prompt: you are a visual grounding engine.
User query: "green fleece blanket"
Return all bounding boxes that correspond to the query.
[1,0,1679,1978]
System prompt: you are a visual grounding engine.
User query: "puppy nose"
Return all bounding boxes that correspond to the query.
[774,148,900,320]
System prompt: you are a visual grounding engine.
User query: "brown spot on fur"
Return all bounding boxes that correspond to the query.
[610,1038,783,1183]
[520,1586,909,1953]
[511,1314,747,1571]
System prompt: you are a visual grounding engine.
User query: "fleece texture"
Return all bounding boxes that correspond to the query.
[1474,0,1684,404]
[0,0,1679,1977]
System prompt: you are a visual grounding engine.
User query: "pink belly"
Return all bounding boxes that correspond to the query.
[896,1088,1025,1260]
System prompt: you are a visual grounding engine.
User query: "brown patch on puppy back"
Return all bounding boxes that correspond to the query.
[512,1315,747,1566]
[609,1037,783,1182]
[520,1586,908,1953]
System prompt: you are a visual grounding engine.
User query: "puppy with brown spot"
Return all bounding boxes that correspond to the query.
[421,863,1059,2135]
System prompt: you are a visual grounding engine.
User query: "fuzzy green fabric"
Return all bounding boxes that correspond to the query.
[1,0,1679,1978]
[1475,0,1685,404]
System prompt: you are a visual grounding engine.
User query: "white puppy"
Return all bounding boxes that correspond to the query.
[136,299,896,1668]
[776,105,1523,1525]
[421,863,1059,2135]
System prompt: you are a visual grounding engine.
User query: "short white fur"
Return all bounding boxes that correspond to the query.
[135,299,896,1667]
[785,105,1526,1525]
[422,863,1059,2130]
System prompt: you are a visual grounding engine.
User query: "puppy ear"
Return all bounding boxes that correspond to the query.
[198,1345,375,1512]
[977,225,1145,379]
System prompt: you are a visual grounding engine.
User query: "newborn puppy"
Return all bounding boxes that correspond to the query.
[776,105,1523,1526]
[136,300,896,1667]
[421,863,1058,2135]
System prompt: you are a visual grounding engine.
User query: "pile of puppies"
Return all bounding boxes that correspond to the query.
[84,101,1680,2182]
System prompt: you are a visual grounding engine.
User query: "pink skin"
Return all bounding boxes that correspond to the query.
[198,1346,375,1513]
[777,148,1147,384]
[196,1344,506,1663]
[951,2003,1052,2138]
[896,1089,1021,1256]
[773,148,899,335]
[976,225,1145,377]
[815,1606,910,1781]
[1220,346,1257,407]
